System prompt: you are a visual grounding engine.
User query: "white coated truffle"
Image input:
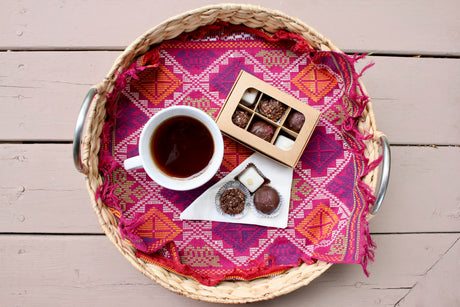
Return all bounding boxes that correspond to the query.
[274,135,295,151]
[240,88,258,107]
[237,165,265,193]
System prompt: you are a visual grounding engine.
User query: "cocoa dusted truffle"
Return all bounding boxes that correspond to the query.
[249,120,274,142]
[285,111,305,132]
[232,110,250,128]
[259,98,286,121]
[220,188,246,215]
[253,185,280,215]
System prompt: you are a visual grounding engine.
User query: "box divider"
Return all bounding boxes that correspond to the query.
[271,126,282,145]
[245,110,257,131]
[280,127,299,139]
[278,106,291,127]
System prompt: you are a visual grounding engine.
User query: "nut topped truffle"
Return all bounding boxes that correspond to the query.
[259,98,286,121]
[219,188,246,215]
[232,110,250,128]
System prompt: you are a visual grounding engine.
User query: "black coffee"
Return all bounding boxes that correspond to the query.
[150,116,214,178]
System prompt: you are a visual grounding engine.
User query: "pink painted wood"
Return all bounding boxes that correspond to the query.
[1,53,459,143]
[0,0,459,305]
[1,0,459,55]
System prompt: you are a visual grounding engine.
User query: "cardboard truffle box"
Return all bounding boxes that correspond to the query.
[216,71,321,168]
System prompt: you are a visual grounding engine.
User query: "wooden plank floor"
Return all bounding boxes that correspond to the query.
[1,0,459,306]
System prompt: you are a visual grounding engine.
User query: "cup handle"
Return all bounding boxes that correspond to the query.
[124,156,143,171]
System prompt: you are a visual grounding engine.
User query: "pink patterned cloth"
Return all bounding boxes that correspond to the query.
[97,23,379,286]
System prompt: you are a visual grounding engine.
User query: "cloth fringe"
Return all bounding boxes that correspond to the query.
[136,244,294,286]
[328,52,379,275]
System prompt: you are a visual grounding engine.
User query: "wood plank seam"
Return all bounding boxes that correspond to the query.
[393,236,460,306]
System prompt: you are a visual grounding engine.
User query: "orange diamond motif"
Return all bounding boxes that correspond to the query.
[136,207,182,252]
[220,137,252,172]
[292,63,337,103]
[296,203,339,244]
[132,66,182,105]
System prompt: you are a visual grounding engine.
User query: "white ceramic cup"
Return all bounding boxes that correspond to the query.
[123,105,224,191]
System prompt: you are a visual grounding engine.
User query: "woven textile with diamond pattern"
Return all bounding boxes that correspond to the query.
[96,23,379,286]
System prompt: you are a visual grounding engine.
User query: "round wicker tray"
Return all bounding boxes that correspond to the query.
[75,3,389,303]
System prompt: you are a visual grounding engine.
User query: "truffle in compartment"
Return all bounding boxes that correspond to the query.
[259,97,286,121]
[285,111,305,132]
[236,163,269,193]
[274,135,295,151]
[249,120,275,142]
[232,109,250,128]
[253,185,280,215]
[240,88,259,108]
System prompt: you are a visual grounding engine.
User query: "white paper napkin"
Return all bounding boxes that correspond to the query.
[180,152,293,228]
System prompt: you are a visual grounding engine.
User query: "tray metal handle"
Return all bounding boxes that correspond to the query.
[73,88,97,174]
[370,135,391,215]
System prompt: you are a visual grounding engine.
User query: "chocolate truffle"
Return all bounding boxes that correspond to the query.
[232,110,250,128]
[253,185,280,215]
[285,111,305,132]
[249,120,274,142]
[259,98,286,121]
[220,188,246,215]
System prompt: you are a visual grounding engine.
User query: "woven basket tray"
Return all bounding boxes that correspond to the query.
[75,3,389,303]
